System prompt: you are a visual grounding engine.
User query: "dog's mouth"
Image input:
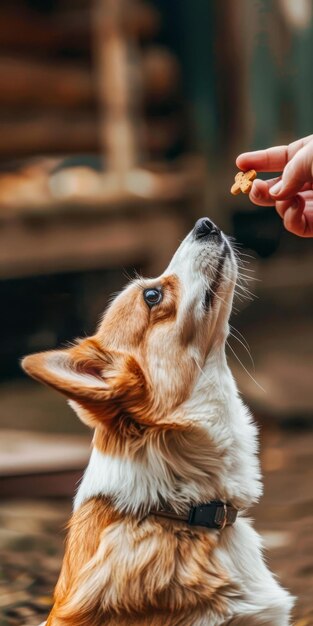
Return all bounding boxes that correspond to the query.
[203,241,230,310]
[192,218,232,311]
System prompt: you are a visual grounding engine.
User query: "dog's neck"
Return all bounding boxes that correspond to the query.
[74,351,262,515]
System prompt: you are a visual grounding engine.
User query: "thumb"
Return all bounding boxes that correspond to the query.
[270,141,313,199]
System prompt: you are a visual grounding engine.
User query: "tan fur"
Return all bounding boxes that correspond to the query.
[46,497,235,626]
[98,275,180,348]
[46,498,120,625]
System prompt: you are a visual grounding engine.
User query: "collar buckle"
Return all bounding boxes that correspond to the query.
[188,501,237,530]
[214,502,228,529]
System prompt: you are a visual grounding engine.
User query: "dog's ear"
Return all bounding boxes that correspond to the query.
[21,338,149,425]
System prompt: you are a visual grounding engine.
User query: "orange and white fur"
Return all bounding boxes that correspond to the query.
[23,218,293,625]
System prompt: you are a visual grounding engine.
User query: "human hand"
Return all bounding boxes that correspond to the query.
[236,135,313,237]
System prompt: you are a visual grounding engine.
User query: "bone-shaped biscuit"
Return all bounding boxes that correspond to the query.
[231,169,257,195]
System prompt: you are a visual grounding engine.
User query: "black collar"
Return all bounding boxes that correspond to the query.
[150,501,238,530]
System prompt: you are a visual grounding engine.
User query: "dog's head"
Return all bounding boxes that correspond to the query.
[22,218,237,428]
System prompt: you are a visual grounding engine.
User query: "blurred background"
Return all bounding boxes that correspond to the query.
[0,0,312,624]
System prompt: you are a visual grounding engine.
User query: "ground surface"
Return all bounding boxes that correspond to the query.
[0,426,312,625]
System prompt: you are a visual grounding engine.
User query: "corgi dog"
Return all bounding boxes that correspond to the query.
[23,218,293,626]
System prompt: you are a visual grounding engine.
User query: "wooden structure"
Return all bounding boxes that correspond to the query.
[0,0,205,281]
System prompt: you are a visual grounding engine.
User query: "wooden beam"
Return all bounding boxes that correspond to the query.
[94,0,143,172]
[0,48,179,108]
[0,3,159,53]
[0,57,94,108]
[0,113,182,157]
[0,207,189,279]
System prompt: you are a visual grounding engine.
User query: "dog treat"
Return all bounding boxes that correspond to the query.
[231,169,257,195]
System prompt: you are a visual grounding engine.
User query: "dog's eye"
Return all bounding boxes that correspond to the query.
[143,288,162,308]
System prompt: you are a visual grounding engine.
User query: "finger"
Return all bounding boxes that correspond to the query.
[282,196,313,237]
[237,146,288,172]
[301,209,313,237]
[270,141,313,199]
[275,189,313,218]
[274,193,313,237]
[249,178,312,207]
[249,178,280,205]
[236,134,313,172]
[296,189,313,203]
[275,199,291,219]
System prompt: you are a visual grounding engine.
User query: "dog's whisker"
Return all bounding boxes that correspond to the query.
[229,324,253,355]
[202,260,257,296]
[194,358,209,383]
[228,332,255,370]
[237,272,256,283]
[202,267,255,302]
[132,268,144,281]
[237,266,252,276]
[235,289,255,301]
[226,340,265,393]
[235,289,255,300]
[122,267,134,282]
[212,290,240,313]
[236,259,255,267]
[200,276,232,309]
[232,248,256,260]
[233,292,251,304]
[234,282,256,294]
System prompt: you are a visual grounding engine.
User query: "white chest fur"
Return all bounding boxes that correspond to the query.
[75,401,262,515]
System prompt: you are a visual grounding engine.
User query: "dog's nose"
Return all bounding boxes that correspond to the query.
[193,217,220,240]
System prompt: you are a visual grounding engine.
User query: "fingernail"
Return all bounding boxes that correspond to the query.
[270,181,283,196]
